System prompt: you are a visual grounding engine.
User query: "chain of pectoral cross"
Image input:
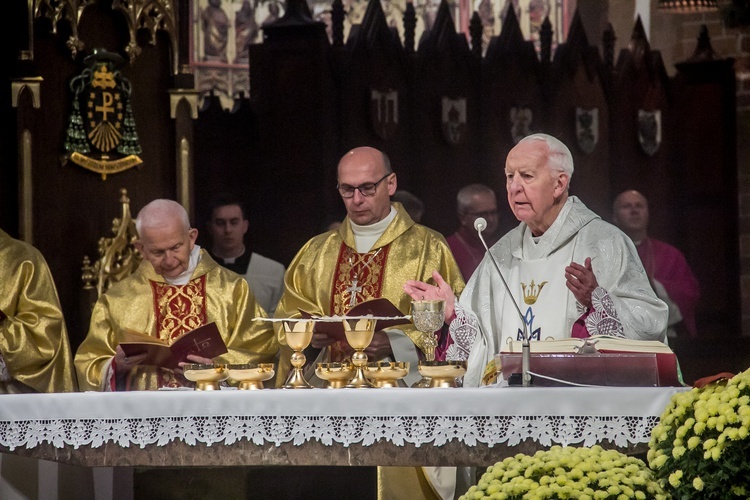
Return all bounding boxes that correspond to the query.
[346,247,382,308]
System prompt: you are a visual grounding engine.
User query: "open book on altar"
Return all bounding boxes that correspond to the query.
[500,335,674,354]
[118,322,228,370]
[299,298,411,341]
[497,336,682,387]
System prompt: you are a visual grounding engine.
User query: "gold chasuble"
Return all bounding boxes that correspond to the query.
[75,250,277,391]
[0,229,77,393]
[275,203,464,380]
[274,204,465,500]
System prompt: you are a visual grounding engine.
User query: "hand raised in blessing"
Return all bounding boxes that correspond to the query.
[564,257,599,310]
[403,270,456,324]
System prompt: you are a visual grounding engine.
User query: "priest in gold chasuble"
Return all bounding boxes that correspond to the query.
[75,199,277,391]
[275,148,464,387]
[0,229,77,393]
[274,147,464,500]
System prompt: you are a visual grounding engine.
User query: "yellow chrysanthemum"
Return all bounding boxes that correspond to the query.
[668,470,683,488]
[692,477,704,491]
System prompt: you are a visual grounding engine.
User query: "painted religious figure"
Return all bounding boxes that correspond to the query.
[191,0,568,108]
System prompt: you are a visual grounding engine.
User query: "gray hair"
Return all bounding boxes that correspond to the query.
[135,199,191,235]
[517,133,574,184]
[456,184,496,214]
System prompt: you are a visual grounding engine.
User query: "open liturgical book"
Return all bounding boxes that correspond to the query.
[118,322,228,370]
[299,297,411,341]
[500,335,674,354]
[498,336,682,387]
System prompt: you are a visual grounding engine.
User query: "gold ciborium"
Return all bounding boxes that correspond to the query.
[227,363,275,390]
[316,362,355,389]
[417,360,467,388]
[183,363,228,391]
[365,361,409,388]
[282,320,315,389]
[411,300,446,387]
[343,317,376,388]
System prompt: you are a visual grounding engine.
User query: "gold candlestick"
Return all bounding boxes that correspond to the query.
[282,320,315,389]
[343,317,376,388]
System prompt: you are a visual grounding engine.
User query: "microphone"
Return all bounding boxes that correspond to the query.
[474,217,532,387]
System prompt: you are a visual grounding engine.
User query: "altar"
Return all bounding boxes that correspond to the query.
[0,386,686,468]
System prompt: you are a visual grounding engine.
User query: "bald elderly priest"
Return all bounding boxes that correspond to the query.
[0,229,77,393]
[75,199,277,391]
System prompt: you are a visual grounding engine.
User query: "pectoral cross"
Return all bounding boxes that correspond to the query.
[347,278,362,308]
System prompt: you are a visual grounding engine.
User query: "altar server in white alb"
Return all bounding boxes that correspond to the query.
[404,133,668,387]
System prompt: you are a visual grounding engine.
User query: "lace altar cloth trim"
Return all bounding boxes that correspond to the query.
[0,414,658,451]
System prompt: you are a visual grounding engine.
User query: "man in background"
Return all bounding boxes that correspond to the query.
[391,190,425,223]
[206,193,286,315]
[75,199,277,391]
[613,189,700,337]
[446,183,501,280]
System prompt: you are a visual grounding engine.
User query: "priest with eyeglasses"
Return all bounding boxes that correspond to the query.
[274,146,465,500]
[275,146,464,388]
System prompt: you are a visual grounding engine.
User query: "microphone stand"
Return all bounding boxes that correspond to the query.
[474,218,532,387]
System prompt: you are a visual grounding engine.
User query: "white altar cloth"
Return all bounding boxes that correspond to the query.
[0,387,687,452]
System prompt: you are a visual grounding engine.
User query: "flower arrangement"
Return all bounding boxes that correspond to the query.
[648,367,750,499]
[460,445,666,500]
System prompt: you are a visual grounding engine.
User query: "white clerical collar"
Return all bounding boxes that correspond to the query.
[164,245,202,285]
[350,207,397,253]
[217,246,245,264]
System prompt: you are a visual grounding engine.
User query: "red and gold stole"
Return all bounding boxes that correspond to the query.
[149,275,208,387]
[328,243,390,361]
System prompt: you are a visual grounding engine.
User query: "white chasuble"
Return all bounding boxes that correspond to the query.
[499,234,577,351]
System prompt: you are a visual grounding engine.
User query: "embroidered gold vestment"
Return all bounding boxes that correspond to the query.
[274,203,465,384]
[75,250,278,391]
[0,229,77,393]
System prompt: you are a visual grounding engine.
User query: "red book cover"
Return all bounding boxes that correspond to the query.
[119,322,228,370]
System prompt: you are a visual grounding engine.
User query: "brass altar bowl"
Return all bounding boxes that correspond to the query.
[226,363,275,390]
[316,362,355,389]
[183,363,228,391]
[417,361,467,388]
[365,361,409,388]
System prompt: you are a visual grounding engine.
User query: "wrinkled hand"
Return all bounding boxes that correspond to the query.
[364,331,393,360]
[311,331,337,349]
[403,270,456,323]
[114,345,147,373]
[565,257,598,309]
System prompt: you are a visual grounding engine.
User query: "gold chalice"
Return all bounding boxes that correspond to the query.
[411,300,446,387]
[183,363,228,391]
[343,317,376,388]
[417,360,467,388]
[316,362,355,389]
[365,361,409,388]
[282,320,315,389]
[227,363,275,390]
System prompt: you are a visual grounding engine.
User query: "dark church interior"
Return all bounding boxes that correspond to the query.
[2,0,750,497]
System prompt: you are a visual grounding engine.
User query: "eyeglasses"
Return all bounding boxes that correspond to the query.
[337,173,392,198]
[463,209,498,219]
